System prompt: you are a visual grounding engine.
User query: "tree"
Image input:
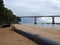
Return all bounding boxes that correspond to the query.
[17,17,21,21]
[0,0,4,24]
[0,0,21,24]
[0,0,4,12]
[3,7,21,24]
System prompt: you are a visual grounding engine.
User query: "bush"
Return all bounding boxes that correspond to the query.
[1,24,10,28]
[0,25,1,28]
[10,26,15,31]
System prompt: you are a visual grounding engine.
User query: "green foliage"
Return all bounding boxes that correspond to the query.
[0,0,21,24]
[0,25,1,28]
[0,0,4,12]
[0,0,4,24]
[10,26,15,31]
[16,16,21,23]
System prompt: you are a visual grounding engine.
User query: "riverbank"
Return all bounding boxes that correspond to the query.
[13,24,60,43]
[0,28,37,45]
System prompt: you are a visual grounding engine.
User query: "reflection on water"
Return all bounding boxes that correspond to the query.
[20,22,60,30]
[37,24,60,30]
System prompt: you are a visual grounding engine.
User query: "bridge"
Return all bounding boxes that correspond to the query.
[19,16,60,24]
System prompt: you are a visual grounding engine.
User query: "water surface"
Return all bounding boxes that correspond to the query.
[19,23,60,30]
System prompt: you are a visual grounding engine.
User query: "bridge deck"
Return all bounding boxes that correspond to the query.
[19,16,60,18]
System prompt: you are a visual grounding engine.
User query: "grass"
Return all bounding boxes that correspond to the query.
[0,25,1,28]
[10,26,15,31]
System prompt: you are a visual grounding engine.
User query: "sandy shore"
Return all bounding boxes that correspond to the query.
[13,24,60,43]
[0,28,37,45]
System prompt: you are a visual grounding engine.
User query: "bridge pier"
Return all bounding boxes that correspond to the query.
[34,17,37,24]
[52,17,55,24]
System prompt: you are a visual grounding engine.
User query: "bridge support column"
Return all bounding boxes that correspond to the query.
[34,17,37,24]
[19,18,21,24]
[52,17,55,24]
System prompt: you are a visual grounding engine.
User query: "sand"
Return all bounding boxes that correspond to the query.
[13,24,60,43]
[0,28,37,45]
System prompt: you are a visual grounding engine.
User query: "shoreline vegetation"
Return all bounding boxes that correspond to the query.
[0,0,21,25]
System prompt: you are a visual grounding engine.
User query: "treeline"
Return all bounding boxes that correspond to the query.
[0,0,21,24]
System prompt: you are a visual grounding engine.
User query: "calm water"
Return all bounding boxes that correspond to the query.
[19,22,60,30]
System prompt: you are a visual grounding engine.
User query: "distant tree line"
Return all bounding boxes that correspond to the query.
[0,0,21,24]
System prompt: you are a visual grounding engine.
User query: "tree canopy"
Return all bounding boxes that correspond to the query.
[0,0,21,24]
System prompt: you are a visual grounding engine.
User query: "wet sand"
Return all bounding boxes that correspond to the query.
[13,24,60,43]
[0,28,37,45]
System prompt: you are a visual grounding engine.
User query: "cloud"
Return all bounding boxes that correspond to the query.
[3,0,60,22]
[41,17,52,22]
[3,0,60,16]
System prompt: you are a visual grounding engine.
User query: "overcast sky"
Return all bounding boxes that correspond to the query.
[3,0,60,23]
[3,0,60,16]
